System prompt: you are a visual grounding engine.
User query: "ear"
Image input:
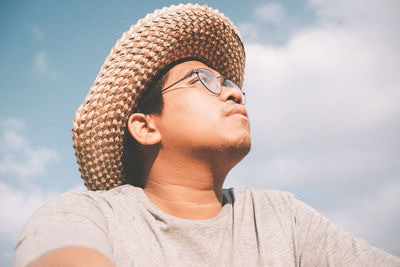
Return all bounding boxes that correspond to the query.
[127,113,161,146]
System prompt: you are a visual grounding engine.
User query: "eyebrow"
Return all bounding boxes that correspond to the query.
[181,68,199,80]
[161,68,199,92]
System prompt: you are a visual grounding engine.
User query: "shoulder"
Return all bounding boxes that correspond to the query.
[229,187,324,224]
[18,184,143,248]
[232,187,296,206]
[232,188,333,224]
[226,187,299,223]
[15,185,140,267]
[31,184,140,215]
[229,187,326,214]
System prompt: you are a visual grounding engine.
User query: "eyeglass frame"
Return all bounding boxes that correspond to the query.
[160,68,246,105]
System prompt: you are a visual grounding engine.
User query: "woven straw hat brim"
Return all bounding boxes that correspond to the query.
[72,3,245,191]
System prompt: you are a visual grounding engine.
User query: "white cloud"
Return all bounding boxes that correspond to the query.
[0,118,27,151]
[0,181,63,266]
[0,118,69,264]
[29,25,44,41]
[33,51,58,78]
[328,181,400,255]
[0,118,59,182]
[254,2,286,24]
[308,0,400,26]
[33,51,46,73]
[237,22,260,43]
[0,148,59,180]
[0,182,58,239]
[238,23,400,186]
[227,0,400,256]
[3,118,25,130]
[3,128,28,151]
[0,180,82,265]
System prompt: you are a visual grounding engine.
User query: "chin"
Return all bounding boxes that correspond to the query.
[225,134,251,160]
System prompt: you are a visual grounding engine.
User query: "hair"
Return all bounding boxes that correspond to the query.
[121,69,167,188]
[122,57,204,187]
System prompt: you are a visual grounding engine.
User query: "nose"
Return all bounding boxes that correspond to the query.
[219,86,245,105]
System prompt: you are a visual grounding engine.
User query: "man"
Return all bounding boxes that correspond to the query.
[14,4,399,267]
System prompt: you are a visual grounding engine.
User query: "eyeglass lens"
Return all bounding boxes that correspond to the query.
[197,69,246,104]
[198,70,220,94]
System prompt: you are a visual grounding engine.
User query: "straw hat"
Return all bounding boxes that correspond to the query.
[72,3,245,190]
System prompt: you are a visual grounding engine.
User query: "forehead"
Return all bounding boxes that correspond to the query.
[165,60,220,82]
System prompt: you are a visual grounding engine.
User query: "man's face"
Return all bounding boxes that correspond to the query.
[152,60,251,163]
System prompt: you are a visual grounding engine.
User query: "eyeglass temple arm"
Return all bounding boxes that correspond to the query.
[161,70,197,93]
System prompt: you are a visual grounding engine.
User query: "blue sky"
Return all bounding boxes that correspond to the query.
[1,0,400,265]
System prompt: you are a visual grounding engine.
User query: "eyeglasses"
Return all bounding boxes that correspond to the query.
[161,68,246,105]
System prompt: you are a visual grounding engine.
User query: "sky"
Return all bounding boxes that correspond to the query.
[1,0,399,265]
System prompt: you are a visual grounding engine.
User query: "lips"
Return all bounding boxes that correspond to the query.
[226,105,248,118]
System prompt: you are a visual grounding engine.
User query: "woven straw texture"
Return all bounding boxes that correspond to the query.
[72,3,245,190]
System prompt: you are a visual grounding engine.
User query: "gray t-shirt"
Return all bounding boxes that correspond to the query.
[14,185,399,266]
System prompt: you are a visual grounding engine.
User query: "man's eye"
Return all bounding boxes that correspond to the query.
[200,77,210,84]
[189,77,201,84]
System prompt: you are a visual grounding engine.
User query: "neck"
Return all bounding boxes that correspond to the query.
[144,181,224,220]
[143,149,230,220]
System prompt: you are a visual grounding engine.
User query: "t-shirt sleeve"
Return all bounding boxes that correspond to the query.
[293,198,400,267]
[14,191,113,267]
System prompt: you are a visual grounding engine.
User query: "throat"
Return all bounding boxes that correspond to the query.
[143,182,224,220]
